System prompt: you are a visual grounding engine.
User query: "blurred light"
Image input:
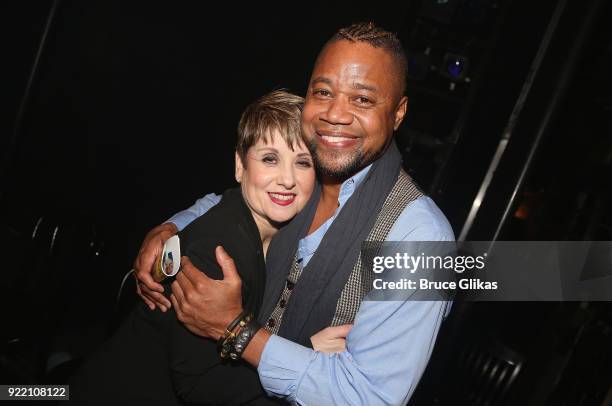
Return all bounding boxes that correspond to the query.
[442,53,469,80]
[447,59,464,77]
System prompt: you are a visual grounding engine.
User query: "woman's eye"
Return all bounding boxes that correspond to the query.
[297,160,313,168]
[262,155,278,164]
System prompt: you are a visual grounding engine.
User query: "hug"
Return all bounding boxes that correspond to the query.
[70,22,453,405]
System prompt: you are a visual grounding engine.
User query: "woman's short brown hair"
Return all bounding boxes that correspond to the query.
[236,89,304,163]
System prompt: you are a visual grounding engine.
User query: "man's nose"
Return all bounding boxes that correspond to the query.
[320,96,353,125]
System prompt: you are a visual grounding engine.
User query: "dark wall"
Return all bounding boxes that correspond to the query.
[1,1,53,180]
[3,1,612,401]
[3,0,414,269]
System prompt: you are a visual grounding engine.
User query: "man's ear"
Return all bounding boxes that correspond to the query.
[393,96,408,131]
[235,151,244,183]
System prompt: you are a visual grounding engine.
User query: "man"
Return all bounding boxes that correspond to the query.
[135,22,453,405]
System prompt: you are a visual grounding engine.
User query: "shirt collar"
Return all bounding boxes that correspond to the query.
[297,163,373,263]
[338,163,373,207]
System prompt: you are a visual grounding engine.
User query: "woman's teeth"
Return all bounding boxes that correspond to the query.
[270,193,294,201]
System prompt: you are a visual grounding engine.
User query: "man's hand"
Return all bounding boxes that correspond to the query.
[171,246,243,340]
[133,222,178,311]
[310,324,353,353]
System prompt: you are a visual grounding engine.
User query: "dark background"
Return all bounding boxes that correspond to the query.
[2,0,611,404]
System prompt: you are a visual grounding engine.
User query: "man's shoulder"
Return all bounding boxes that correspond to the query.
[387,195,455,242]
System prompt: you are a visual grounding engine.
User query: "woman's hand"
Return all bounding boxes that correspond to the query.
[310,324,353,353]
[133,222,177,311]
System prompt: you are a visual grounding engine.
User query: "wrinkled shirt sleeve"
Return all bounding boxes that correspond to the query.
[257,197,455,405]
[166,193,221,231]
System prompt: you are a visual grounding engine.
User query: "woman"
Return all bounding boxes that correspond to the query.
[70,90,338,404]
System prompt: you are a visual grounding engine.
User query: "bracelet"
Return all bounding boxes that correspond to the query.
[217,310,247,359]
[218,310,246,342]
[229,315,261,360]
[217,313,261,360]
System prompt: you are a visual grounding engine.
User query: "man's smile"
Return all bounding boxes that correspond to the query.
[315,130,359,149]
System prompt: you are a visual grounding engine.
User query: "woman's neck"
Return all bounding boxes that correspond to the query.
[252,215,278,258]
[262,239,272,257]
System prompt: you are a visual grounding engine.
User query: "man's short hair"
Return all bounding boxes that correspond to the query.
[325,22,408,95]
[236,89,304,163]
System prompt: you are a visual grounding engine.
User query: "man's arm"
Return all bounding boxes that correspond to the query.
[259,300,448,405]
[256,197,454,404]
[166,193,222,231]
[134,193,221,310]
[173,253,449,405]
[172,197,454,405]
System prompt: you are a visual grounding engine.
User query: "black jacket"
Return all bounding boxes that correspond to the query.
[70,188,277,405]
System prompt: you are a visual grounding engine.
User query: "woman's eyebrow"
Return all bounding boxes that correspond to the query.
[255,146,278,153]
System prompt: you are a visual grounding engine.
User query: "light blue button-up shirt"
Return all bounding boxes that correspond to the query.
[168,165,454,405]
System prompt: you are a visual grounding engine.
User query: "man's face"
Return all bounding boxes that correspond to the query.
[301,40,408,180]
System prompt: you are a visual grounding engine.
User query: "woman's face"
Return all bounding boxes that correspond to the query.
[236,131,315,233]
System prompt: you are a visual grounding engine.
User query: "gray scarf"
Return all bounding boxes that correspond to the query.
[259,141,403,346]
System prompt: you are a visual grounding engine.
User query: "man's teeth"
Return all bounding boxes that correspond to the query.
[321,135,348,143]
[270,193,294,201]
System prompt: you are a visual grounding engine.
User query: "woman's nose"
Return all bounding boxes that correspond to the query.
[276,165,296,189]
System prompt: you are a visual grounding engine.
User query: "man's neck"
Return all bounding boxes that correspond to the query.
[307,174,346,235]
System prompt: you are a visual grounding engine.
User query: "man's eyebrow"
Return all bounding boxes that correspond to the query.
[310,77,377,92]
[352,82,377,92]
[310,76,332,86]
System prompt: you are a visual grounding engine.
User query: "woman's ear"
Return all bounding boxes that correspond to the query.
[235,151,244,183]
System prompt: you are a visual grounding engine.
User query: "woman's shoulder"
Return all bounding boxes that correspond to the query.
[179,188,247,238]
[178,187,261,267]
[177,188,265,313]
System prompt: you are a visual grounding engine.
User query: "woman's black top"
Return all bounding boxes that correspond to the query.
[69,188,279,405]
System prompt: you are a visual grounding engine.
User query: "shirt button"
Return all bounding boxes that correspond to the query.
[267,318,276,328]
[279,299,286,308]
[286,281,295,290]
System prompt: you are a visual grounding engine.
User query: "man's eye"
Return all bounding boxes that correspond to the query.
[355,96,373,105]
[313,88,331,97]
[262,155,278,164]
